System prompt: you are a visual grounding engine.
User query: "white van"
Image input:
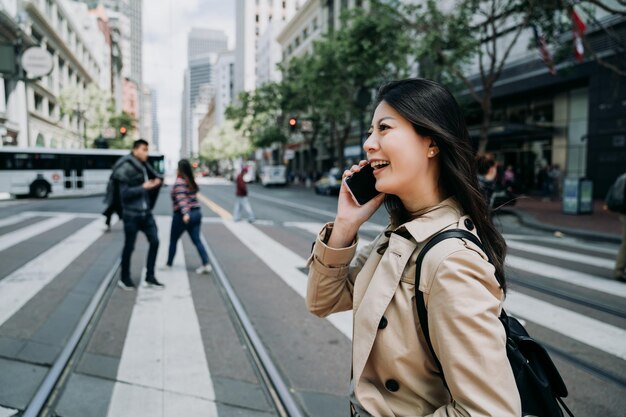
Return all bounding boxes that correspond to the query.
[260,165,287,186]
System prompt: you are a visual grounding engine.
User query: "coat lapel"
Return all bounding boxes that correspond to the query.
[352,233,415,384]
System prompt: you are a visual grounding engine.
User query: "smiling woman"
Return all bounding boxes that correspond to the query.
[306,78,520,417]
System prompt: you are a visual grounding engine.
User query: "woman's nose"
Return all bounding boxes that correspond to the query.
[363,134,378,153]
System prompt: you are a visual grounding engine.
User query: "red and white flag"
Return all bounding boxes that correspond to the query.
[532,25,556,75]
[572,7,587,61]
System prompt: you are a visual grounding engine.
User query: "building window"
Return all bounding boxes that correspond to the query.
[48,101,55,118]
[341,0,348,10]
[313,18,318,30]
[34,93,44,113]
[35,134,45,147]
[303,28,308,39]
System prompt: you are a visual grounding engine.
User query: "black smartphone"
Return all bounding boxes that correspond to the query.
[345,164,380,206]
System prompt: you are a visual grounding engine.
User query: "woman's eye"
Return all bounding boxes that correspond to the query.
[379,124,389,131]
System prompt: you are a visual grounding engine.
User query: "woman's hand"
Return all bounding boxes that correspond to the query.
[182,213,190,224]
[328,160,385,248]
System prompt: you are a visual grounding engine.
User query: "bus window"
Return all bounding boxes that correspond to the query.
[14,153,33,170]
[0,154,11,169]
[32,154,58,170]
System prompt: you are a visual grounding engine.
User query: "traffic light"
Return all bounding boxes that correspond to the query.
[288,117,297,133]
[119,126,127,138]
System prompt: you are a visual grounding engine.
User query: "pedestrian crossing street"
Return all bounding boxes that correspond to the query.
[0,210,624,416]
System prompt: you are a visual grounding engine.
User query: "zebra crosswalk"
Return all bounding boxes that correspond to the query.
[0,210,624,416]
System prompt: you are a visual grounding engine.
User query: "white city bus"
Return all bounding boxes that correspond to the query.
[0,148,165,198]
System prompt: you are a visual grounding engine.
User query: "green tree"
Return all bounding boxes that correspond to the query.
[406,0,536,152]
[292,2,412,168]
[108,111,136,149]
[58,84,115,147]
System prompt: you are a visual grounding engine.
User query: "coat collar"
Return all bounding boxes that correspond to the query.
[401,197,463,243]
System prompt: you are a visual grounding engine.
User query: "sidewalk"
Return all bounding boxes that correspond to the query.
[498,196,623,244]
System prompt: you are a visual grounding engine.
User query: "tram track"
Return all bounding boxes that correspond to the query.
[203,237,307,417]
[22,261,121,417]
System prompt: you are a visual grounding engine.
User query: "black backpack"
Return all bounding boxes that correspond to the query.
[414,229,574,417]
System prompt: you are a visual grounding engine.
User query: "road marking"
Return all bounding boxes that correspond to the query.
[504,234,617,255]
[0,405,18,417]
[506,240,614,268]
[197,193,232,220]
[21,211,101,219]
[248,192,384,230]
[222,220,353,339]
[0,219,104,326]
[506,255,626,298]
[505,292,626,361]
[107,216,217,417]
[0,212,39,229]
[0,214,73,253]
[282,222,626,357]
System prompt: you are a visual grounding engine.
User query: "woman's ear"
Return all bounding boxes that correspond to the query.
[427,139,439,158]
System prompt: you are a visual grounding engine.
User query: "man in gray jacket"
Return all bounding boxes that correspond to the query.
[112,139,163,289]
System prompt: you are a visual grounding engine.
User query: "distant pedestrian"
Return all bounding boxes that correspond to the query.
[233,167,255,222]
[605,172,626,282]
[165,159,212,274]
[476,154,498,209]
[503,165,516,190]
[549,164,562,200]
[114,139,164,290]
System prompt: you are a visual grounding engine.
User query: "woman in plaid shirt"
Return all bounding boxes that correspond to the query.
[165,159,212,274]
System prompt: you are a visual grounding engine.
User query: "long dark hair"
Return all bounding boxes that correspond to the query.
[376,79,507,291]
[178,159,198,193]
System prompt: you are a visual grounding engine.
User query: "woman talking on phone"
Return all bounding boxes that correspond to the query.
[306,79,520,416]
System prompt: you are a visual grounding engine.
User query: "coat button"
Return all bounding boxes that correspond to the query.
[385,379,399,392]
[378,316,388,329]
[464,218,474,230]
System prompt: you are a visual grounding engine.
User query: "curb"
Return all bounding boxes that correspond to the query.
[497,208,621,244]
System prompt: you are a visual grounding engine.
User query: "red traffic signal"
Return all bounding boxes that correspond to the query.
[119,126,127,137]
[289,117,297,132]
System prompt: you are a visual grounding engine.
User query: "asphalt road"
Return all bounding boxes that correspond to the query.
[0,179,624,417]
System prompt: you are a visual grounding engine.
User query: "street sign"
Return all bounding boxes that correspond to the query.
[21,47,53,79]
[301,120,313,133]
[284,149,295,160]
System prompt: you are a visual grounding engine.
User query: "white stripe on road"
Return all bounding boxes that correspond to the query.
[0,218,104,326]
[0,214,72,252]
[286,222,626,358]
[506,255,626,298]
[222,220,353,339]
[249,192,384,231]
[107,216,217,417]
[506,240,614,269]
[0,212,38,229]
[504,234,617,256]
[505,292,626,360]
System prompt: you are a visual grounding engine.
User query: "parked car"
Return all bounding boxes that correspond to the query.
[314,168,342,196]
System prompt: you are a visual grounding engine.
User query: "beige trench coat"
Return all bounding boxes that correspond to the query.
[306,198,521,417]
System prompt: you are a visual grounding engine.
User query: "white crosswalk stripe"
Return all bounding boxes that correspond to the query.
[0,212,39,229]
[281,221,626,360]
[0,214,73,252]
[107,216,218,417]
[0,217,104,326]
[223,220,353,339]
[506,255,626,297]
[506,239,614,269]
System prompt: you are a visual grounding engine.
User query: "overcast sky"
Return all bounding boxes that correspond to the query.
[143,0,235,168]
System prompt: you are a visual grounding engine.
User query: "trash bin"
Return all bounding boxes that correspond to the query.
[562,177,594,214]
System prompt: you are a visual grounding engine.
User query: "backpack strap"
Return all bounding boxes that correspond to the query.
[414,229,487,390]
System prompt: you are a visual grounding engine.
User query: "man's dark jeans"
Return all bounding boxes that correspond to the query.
[121,212,159,282]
